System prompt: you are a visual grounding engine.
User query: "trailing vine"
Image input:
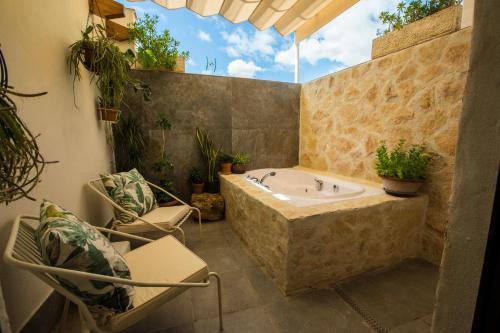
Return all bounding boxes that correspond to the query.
[0,46,56,204]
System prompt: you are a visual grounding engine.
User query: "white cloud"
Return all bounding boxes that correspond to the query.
[222,28,276,59]
[274,0,399,69]
[227,59,263,78]
[198,30,212,42]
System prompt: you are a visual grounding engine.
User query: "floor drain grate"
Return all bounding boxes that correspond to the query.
[333,284,388,333]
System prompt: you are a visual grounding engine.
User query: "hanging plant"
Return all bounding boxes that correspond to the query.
[0,47,56,204]
[68,20,151,122]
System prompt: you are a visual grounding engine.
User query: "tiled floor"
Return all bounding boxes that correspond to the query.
[63,219,439,333]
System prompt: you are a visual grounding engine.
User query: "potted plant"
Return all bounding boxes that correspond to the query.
[219,152,233,175]
[128,14,189,70]
[232,152,251,174]
[375,140,434,196]
[196,128,221,193]
[68,24,151,122]
[152,113,177,206]
[190,167,204,194]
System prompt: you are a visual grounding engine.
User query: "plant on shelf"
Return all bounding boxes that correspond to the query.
[219,152,233,175]
[68,23,151,122]
[196,128,221,193]
[378,0,462,35]
[232,152,251,174]
[152,112,176,205]
[375,140,435,196]
[189,167,204,194]
[128,14,189,70]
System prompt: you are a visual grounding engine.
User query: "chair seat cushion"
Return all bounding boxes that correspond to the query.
[116,205,191,233]
[109,236,208,331]
[101,169,158,224]
[36,200,134,313]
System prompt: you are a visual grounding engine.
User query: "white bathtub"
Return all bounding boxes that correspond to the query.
[243,168,384,207]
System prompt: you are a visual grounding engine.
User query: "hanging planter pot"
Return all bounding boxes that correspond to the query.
[82,42,97,72]
[98,107,121,122]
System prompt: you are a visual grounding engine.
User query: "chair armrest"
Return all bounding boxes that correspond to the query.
[95,227,154,243]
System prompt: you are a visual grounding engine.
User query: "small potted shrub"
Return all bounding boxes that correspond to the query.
[219,152,233,175]
[232,152,251,174]
[190,167,204,194]
[375,140,434,196]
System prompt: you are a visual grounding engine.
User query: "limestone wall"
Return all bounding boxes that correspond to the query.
[299,28,471,264]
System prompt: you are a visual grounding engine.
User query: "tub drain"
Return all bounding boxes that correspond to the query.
[332,283,388,333]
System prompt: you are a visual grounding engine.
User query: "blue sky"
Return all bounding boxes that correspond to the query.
[117,0,399,83]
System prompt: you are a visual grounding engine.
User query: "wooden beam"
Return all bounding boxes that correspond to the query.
[89,0,125,19]
[106,20,129,41]
[295,0,358,42]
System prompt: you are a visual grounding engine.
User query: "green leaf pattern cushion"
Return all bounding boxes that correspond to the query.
[36,200,134,314]
[100,169,158,224]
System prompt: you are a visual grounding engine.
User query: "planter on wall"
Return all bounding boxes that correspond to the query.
[381,176,424,197]
[371,5,462,59]
[98,107,121,122]
[232,163,247,174]
[192,182,204,194]
[220,162,232,175]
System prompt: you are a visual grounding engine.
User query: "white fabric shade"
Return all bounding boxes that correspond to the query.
[129,0,358,40]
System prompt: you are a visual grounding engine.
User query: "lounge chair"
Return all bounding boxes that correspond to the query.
[88,177,202,244]
[3,215,223,333]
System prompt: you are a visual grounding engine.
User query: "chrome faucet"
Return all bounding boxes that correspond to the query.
[314,178,324,191]
[259,171,276,184]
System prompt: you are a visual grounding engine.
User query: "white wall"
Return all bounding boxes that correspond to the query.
[0,1,114,331]
[461,0,474,28]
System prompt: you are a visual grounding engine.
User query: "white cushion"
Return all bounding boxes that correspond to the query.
[116,205,191,233]
[108,236,208,331]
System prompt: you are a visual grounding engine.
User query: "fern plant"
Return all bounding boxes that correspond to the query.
[375,140,434,181]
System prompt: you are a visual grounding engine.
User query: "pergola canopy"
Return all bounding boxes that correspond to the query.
[128,0,358,42]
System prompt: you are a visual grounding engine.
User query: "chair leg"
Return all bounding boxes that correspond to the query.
[174,226,186,245]
[59,297,70,333]
[209,272,223,331]
[193,207,203,237]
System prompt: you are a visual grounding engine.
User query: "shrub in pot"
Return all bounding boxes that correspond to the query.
[190,167,204,194]
[196,128,221,193]
[232,153,251,174]
[375,140,434,196]
[219,152,233,175]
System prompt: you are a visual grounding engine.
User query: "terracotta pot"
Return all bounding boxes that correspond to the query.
[192,182,204,194]
[381,176,424,197]
[205,181,220,194]
[98,107,120,122]
[158,199,179,207]
[232,163,246,174]
[220,162,232,175]
[82,43,96,72]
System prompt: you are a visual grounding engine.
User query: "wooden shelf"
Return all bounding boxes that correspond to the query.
[89,0,125,19]
[106,20,129,41]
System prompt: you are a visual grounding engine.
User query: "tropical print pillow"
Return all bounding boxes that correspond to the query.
[36,200,134,314]
[100,168,158,224]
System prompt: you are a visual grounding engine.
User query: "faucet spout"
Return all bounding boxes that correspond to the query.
[259,171,276,184]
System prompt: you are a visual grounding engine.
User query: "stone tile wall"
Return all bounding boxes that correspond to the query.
[119,72,300,200]
[300,29,472,264]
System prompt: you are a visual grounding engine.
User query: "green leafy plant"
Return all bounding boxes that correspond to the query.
[128,14,189,70]
[375,140,434,180]
[114,113,146,171]
[219,152,233,163]
[378,0,462,35]
[68,24,151,109]
[196,128,221,183]
[153,112,174,202]
[232,152,250,165]
[189,167,203,184]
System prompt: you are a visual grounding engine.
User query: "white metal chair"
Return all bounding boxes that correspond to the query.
[88,178,202,244]
[4,215,223,333]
